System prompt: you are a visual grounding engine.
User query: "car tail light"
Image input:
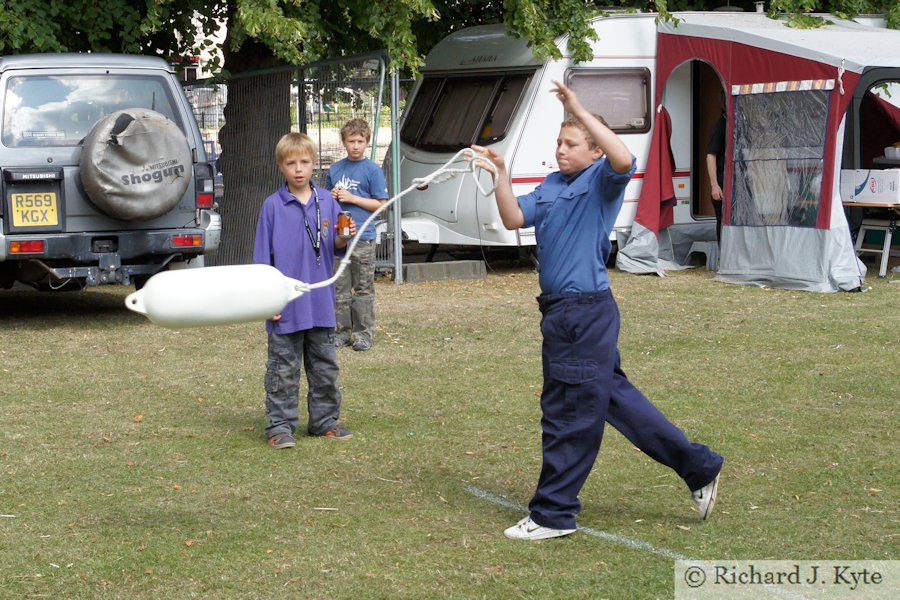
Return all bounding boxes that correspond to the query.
[10,240,45,254]
[195,162,215,209]
[172,234,203,248]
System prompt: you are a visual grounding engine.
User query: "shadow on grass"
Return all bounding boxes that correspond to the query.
[0,286,147,329]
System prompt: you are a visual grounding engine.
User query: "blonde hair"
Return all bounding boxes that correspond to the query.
[561,114,608,148]
[340,118,372,142]
[275,132,317,164]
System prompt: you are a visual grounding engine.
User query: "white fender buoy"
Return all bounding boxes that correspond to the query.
[125,264,308,328]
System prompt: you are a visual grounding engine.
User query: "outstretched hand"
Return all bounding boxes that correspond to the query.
[471,144,506,172]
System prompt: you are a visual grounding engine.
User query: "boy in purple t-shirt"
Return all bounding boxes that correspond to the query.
[252,132,356,448]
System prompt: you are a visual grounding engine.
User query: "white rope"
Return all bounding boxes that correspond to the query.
[300,148,497,293]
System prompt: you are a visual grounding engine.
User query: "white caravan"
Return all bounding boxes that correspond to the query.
[394,12,899,294]
[395,12,697,251]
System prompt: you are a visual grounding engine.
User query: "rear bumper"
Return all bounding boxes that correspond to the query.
[1,210,222,285]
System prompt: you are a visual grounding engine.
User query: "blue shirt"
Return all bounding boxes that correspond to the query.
[518,157,636,294]
[325,157,389,241]
[252,182,342,334]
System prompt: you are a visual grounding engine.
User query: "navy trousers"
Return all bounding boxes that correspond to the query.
[528,290,724,530]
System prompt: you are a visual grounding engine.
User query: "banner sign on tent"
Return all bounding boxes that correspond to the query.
[732,79,835,95]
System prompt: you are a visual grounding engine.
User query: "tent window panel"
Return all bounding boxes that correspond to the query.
[566,69,651,134]
[731,89,829,228]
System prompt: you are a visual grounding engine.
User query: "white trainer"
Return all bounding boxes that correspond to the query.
[692,473,720,520]
[504,516,576,540]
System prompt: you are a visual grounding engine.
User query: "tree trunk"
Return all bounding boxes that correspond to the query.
[211,36,293,266]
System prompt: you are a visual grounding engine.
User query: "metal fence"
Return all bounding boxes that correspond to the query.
[182,52,403,277]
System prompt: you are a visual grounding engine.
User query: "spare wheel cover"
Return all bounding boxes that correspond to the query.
[81,108,192,221]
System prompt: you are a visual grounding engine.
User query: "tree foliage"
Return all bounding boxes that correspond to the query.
[1,0,896,265]
[1,1,896,75]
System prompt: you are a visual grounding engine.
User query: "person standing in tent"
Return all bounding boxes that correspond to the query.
[706,96,727,245]
[473,80,724,540]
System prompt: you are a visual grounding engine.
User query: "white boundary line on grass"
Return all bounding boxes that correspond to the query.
[467,486,808,600]
[466,485,692,561]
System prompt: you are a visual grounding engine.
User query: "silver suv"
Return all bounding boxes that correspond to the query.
[0,54,221,290]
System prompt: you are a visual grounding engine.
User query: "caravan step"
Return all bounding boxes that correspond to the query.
[402,260,486,283]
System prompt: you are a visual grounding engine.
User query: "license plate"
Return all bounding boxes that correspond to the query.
[10,192,59,228]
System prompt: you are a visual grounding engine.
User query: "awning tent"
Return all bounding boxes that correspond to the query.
[619,13,900,291]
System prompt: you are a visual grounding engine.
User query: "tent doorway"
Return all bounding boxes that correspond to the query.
[692,61,726,221]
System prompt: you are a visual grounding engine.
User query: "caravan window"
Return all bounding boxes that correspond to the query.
[731,88,830,228]
[566,69,651,134]
[400,73,532,151]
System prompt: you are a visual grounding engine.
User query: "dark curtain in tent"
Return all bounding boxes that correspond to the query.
[860,92,900,166]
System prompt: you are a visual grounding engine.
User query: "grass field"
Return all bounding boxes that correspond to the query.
[1,266,897,599]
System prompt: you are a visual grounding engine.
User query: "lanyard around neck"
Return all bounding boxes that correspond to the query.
[299,186,321,264]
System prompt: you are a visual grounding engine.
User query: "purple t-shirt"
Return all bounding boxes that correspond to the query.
[252,182,342,334]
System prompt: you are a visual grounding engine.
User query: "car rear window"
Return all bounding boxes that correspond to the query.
[2,74,183,148]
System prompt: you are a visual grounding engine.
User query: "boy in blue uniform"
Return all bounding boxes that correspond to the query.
[327,118,389,352]
[253,132,356,448]
[474,81,724,540]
